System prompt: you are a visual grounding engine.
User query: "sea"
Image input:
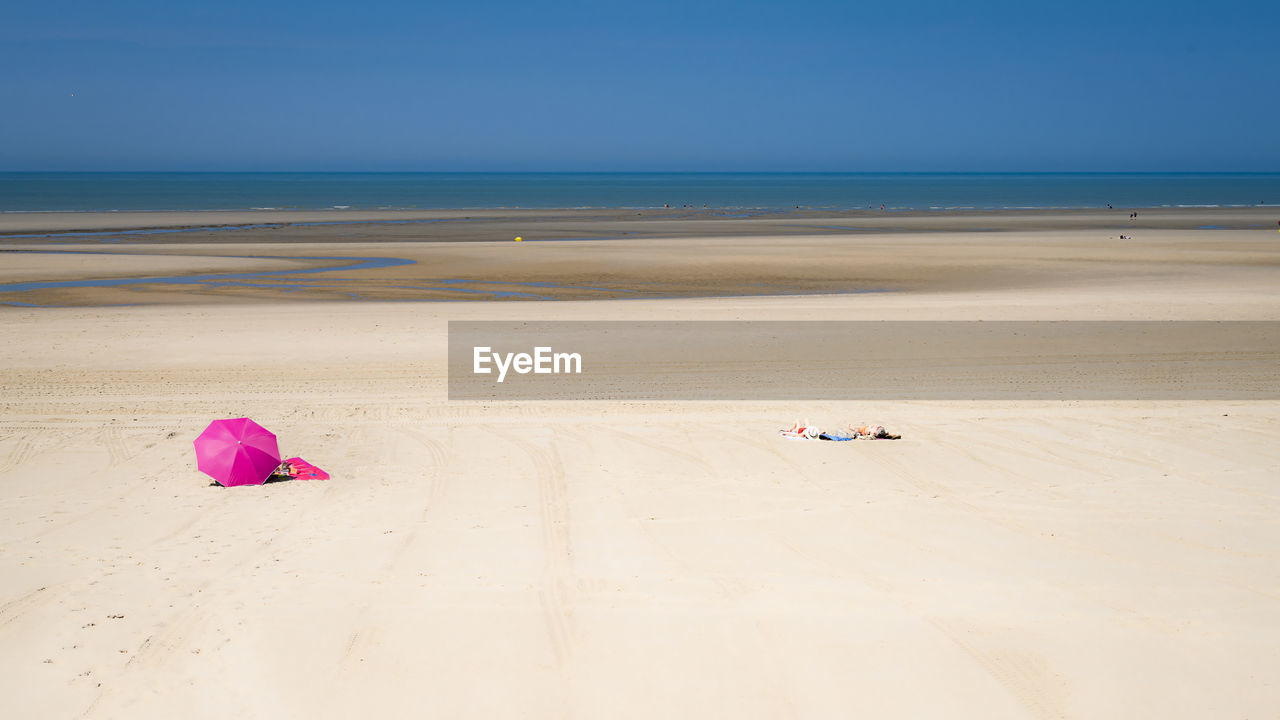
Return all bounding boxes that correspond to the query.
[1,172,1278,213]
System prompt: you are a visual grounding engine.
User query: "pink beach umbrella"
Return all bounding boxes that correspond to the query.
[194,418,280,487]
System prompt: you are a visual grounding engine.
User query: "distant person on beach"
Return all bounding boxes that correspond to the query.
[849,424,901,440]
[786,420,823,439]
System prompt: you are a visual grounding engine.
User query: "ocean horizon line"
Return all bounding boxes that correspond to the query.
[3,171,1277,213]
[3,170,1278,176]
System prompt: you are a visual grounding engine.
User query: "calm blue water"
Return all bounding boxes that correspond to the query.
[1,172,1278,212]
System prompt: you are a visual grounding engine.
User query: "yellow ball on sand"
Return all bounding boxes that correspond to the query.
[514,236,523,242]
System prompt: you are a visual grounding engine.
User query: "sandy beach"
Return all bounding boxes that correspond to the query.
[2,209,1279,718]
[4,207,1278,306]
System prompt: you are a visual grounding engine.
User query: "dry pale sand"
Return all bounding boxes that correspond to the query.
[1,211,1279,718]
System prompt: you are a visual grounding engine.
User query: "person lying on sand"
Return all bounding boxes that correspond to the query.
[784,420,900,441]
[787,419,823,439]
[849,424,901,440]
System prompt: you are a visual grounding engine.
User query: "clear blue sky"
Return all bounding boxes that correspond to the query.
[1,0,1276,171]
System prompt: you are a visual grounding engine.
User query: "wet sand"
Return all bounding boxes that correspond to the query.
[3,206,1276,239]
[2,207,1278,306]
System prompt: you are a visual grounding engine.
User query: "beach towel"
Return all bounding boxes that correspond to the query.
[778,430,854,441]
[283,457,329,480]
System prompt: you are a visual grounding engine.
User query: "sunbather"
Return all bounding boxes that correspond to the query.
[787,419,823,439]
[849,423,901,440]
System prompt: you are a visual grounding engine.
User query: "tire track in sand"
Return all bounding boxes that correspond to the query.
[380,426,451,573]
[101,425,133,468]
[0,434,39,474]
[511,436,575,670]
[328,425,450,675]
